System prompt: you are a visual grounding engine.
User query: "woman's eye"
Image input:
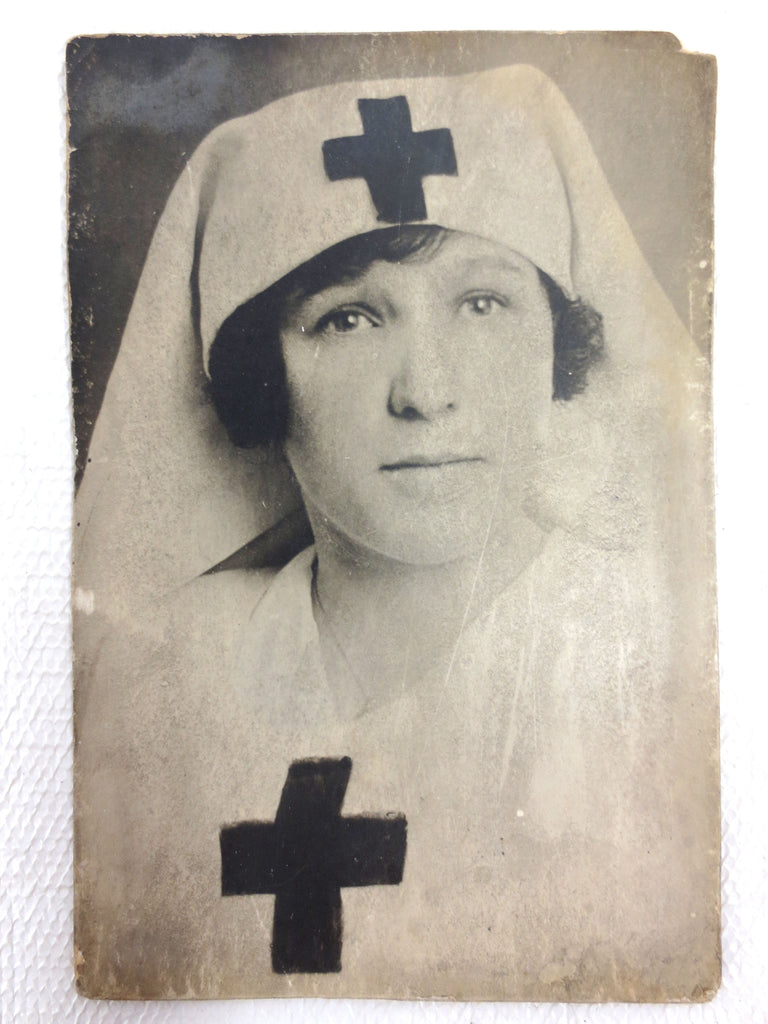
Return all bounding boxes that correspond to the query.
[315,308,378,334]
[462,294,507,317]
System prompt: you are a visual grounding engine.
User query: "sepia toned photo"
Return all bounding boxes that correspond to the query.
[69,33,719,1002]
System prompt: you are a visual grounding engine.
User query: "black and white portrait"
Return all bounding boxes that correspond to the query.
[70,33,719,1002]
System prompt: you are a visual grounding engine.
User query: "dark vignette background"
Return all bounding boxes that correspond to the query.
[66,32,716,486]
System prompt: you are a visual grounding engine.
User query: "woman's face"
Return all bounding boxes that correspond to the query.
[280,231,554,566]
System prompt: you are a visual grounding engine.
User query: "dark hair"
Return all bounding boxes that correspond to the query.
[207,226,604,449]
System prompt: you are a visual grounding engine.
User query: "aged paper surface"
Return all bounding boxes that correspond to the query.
[69,33,719,1002]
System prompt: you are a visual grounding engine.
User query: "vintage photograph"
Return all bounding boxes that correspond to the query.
[69,33,719,1002]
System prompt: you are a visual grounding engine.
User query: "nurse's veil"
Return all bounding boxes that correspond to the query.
[74,65,710,629]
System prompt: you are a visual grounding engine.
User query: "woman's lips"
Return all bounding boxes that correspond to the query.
[380,455,485,471]
[378,455,487,502]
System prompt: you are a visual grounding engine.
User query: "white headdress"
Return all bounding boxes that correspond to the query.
[74,64,710,628]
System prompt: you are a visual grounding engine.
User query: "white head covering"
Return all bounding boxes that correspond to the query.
[74,64,710,624]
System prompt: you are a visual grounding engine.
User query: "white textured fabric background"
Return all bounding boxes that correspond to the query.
[2,7,766,1023]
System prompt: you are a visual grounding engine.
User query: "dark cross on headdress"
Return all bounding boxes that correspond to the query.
[323,96,458,223]
[220,757,407,974]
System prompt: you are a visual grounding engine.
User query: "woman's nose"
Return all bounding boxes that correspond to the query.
[387,323,458,421]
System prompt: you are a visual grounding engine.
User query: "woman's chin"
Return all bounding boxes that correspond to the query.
[305,482,545,572]
[332,513,510,570]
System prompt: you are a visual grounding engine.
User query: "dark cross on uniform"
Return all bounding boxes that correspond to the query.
[323,95,458,223]
[220,757,407,974]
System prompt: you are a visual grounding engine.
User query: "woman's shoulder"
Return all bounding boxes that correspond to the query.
[166,546,316,650]
[165,564,280,650]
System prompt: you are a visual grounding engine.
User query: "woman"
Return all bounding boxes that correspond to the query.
[74,64,718,1001]
[203,223,603,709]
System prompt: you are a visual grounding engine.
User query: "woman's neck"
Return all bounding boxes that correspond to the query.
[306,507,546,707]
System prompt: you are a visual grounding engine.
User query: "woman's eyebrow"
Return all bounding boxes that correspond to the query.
[284,281,398,324]
[291,278,375,309]
[455,256,527,277]
[289,266,374,305]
